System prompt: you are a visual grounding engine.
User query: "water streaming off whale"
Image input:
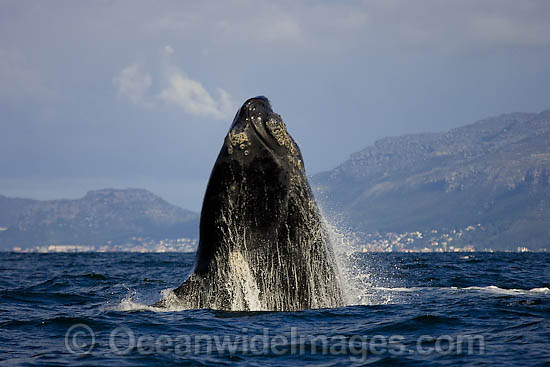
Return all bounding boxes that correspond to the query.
[161,96,345,311]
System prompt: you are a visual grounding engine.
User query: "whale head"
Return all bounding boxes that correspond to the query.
[194,96,308,273]
[224,96,304,172]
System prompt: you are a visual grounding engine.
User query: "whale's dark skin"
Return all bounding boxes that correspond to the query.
[171,96,344,311]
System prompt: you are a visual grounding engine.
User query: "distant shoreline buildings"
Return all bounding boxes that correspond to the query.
[10,237,197,253]
[5,228,548,253]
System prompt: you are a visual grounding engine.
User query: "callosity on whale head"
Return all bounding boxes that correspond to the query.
[171,96,344,311]
[225,96,303,170]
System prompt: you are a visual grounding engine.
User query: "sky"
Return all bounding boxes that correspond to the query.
[1,0,550,211]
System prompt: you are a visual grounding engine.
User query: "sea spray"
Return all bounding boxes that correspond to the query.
[322,210,397,306]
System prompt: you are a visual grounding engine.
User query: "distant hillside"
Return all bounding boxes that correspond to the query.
[0,189,199,250]
[312,109,550,250]
[0,196,38,228]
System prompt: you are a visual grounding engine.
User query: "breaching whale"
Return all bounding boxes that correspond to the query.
[170,96,344,311]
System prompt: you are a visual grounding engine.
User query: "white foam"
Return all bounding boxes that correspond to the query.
[530,287,550,294]
[464,285,550,295]
[113,289,192,313]
[372,287,426,292]
[112,284,550,313]
[369,285,550,296]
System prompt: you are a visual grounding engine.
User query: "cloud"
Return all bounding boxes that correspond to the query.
[159,68,234,120]
[113,64,152,105]
[114,46,235,120]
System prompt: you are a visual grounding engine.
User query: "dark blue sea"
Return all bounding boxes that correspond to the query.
[1,252,549,366]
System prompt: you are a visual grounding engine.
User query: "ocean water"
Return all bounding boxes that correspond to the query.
[1,252,549,366]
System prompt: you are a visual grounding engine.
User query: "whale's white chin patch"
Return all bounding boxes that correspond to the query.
[227,250,264,311]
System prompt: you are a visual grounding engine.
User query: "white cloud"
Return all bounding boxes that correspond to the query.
[113,64,152,105]
[113,47,235,120]
[157,45,235,120]
[159,66,234,120]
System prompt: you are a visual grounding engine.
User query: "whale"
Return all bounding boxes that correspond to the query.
[170,96,344,311]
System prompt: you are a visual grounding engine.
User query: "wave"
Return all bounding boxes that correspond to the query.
[463,286,550,295]
[112,284,550,313]
[113,289,193,313]
[371,287,425,292]
[372,286,550,295]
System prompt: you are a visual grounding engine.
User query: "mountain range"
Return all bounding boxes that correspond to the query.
[312,109,550,250]
[2,109,550,251]
[0,189,198,250]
